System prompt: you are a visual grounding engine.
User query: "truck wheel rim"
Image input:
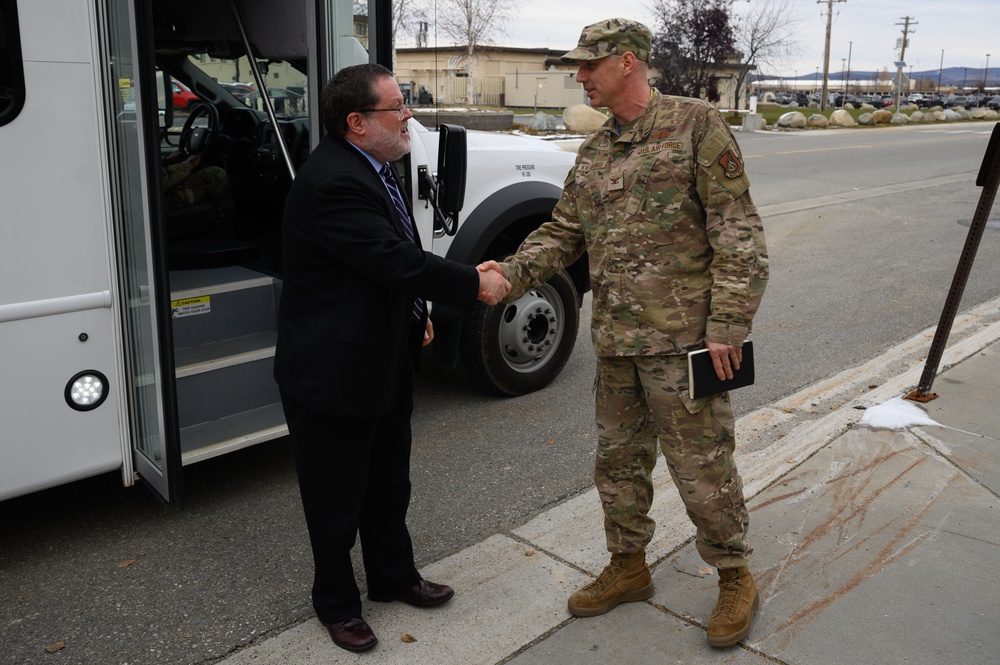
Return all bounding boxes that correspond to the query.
[496,284,566,374]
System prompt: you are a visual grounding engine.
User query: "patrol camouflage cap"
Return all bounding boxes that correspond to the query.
[561,18,652,63]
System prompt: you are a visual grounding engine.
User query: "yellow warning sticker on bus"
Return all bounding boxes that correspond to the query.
[171,296,211,319]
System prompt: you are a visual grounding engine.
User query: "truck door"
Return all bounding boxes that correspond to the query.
[100,0,182,503]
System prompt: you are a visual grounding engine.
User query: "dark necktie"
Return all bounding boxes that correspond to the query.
[379,163,425,323]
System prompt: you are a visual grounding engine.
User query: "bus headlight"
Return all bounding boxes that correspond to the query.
[65,370,109,411]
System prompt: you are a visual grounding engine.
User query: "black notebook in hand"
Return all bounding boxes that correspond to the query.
[687,341,755,400]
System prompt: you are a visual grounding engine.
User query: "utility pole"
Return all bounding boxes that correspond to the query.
[846,41,853,94]
[894,16,917,108]
[896,16,915,63]
[840,58,846,105]
[937,49,944,94]
[818,0,847,112]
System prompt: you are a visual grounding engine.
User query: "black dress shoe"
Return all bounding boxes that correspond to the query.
[368,579,455,607]
[323,617,378,652]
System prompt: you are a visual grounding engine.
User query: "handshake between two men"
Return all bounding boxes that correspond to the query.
[475,260,510,306]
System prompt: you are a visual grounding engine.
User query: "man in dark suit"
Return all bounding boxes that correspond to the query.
[274,63,510,654]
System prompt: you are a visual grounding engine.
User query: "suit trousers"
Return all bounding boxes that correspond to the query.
[280,354,421,623]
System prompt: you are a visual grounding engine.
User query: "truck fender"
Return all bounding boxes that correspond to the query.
[432,181,589,370]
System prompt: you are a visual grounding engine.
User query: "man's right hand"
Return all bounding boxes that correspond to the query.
[476,262,510,306]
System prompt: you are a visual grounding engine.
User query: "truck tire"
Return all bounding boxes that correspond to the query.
[461,268,579,396]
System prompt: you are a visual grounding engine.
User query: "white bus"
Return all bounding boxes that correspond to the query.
[0,0,587,505]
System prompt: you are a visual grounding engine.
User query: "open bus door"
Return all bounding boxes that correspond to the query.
[101,0,385,505]
[100,0,183,503]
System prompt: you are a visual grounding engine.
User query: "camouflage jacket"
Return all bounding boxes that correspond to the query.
[503,89,768,357]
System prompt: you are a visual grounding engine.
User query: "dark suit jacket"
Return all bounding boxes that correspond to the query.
[274,134,479,418]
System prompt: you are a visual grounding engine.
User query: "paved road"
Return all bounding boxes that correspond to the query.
[2,122,999,665]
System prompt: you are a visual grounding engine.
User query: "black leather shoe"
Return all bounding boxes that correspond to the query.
[368,579,455,607]
[323,617,378,652]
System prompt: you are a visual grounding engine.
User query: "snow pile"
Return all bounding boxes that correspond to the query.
[858,396,942,430]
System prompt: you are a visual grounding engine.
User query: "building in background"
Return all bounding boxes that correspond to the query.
[394,45,580,107]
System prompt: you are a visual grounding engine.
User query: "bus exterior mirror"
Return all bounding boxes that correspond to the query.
[437,123,466,215]
[159,71,174,138]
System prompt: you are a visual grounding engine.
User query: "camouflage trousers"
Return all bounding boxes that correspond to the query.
[164,166,235,219]
[594,355,751,569]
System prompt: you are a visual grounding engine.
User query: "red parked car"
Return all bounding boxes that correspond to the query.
[171,80,200,110]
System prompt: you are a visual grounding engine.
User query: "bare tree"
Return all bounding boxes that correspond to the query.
[730,0,803,109]
[436,0,516,104]
[354,0,425,67]
[649,0,736,103]
[392,0,425,46]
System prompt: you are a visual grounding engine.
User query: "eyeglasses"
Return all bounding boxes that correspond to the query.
[360,106,408,121]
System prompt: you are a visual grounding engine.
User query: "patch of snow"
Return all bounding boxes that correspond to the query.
[858,396,941,430]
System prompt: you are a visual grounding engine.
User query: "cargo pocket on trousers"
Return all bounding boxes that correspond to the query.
[677,373,712,415]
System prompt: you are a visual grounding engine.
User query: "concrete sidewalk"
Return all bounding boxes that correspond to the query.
[217,297,1000,665]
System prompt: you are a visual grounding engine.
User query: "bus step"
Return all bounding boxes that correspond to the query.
[175,354,279,429]
[169,266,280,348]
[179,402,287,464]
[174,330,277,379]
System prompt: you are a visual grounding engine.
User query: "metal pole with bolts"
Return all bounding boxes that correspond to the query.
[908,123,1000,402]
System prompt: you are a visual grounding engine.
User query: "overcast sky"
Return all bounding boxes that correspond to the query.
[414,1,997,79]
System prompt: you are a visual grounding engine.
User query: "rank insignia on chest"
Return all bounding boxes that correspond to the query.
[608,170,624,191]
[718,150,744,178]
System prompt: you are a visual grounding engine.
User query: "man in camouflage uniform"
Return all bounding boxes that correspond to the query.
[481,18,768,648]
[162,151,235,222]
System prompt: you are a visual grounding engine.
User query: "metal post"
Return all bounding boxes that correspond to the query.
[908,123,1000,401]
[846,41,853,94]
[841,58,846,106]
[937,49,944,94]
[227,0,295,180]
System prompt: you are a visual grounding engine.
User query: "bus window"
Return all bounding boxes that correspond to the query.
[0,0,26,126]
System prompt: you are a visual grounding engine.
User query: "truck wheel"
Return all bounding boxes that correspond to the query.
[461,269,579,396]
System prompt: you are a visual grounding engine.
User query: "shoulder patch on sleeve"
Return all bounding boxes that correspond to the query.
[718,149,744,178]
[695,110,751,198]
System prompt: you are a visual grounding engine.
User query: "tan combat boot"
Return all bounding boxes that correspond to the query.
[707,566,759,648]
[567,551,654,617]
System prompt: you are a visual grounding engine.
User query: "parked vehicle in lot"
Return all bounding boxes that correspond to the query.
[834,93,863,107]
[219,82,253,103]
[171,80,200,110]
[859,94,882,106]
[807,93,838,106]
[987,96,1000,111]
[243,87,304,115]
[917,95,942,108]
[943,96,972,109]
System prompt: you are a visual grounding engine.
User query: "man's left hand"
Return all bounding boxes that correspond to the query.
[706,341,742,381]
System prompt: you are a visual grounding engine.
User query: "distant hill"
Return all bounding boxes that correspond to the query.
[757,67,995,87]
